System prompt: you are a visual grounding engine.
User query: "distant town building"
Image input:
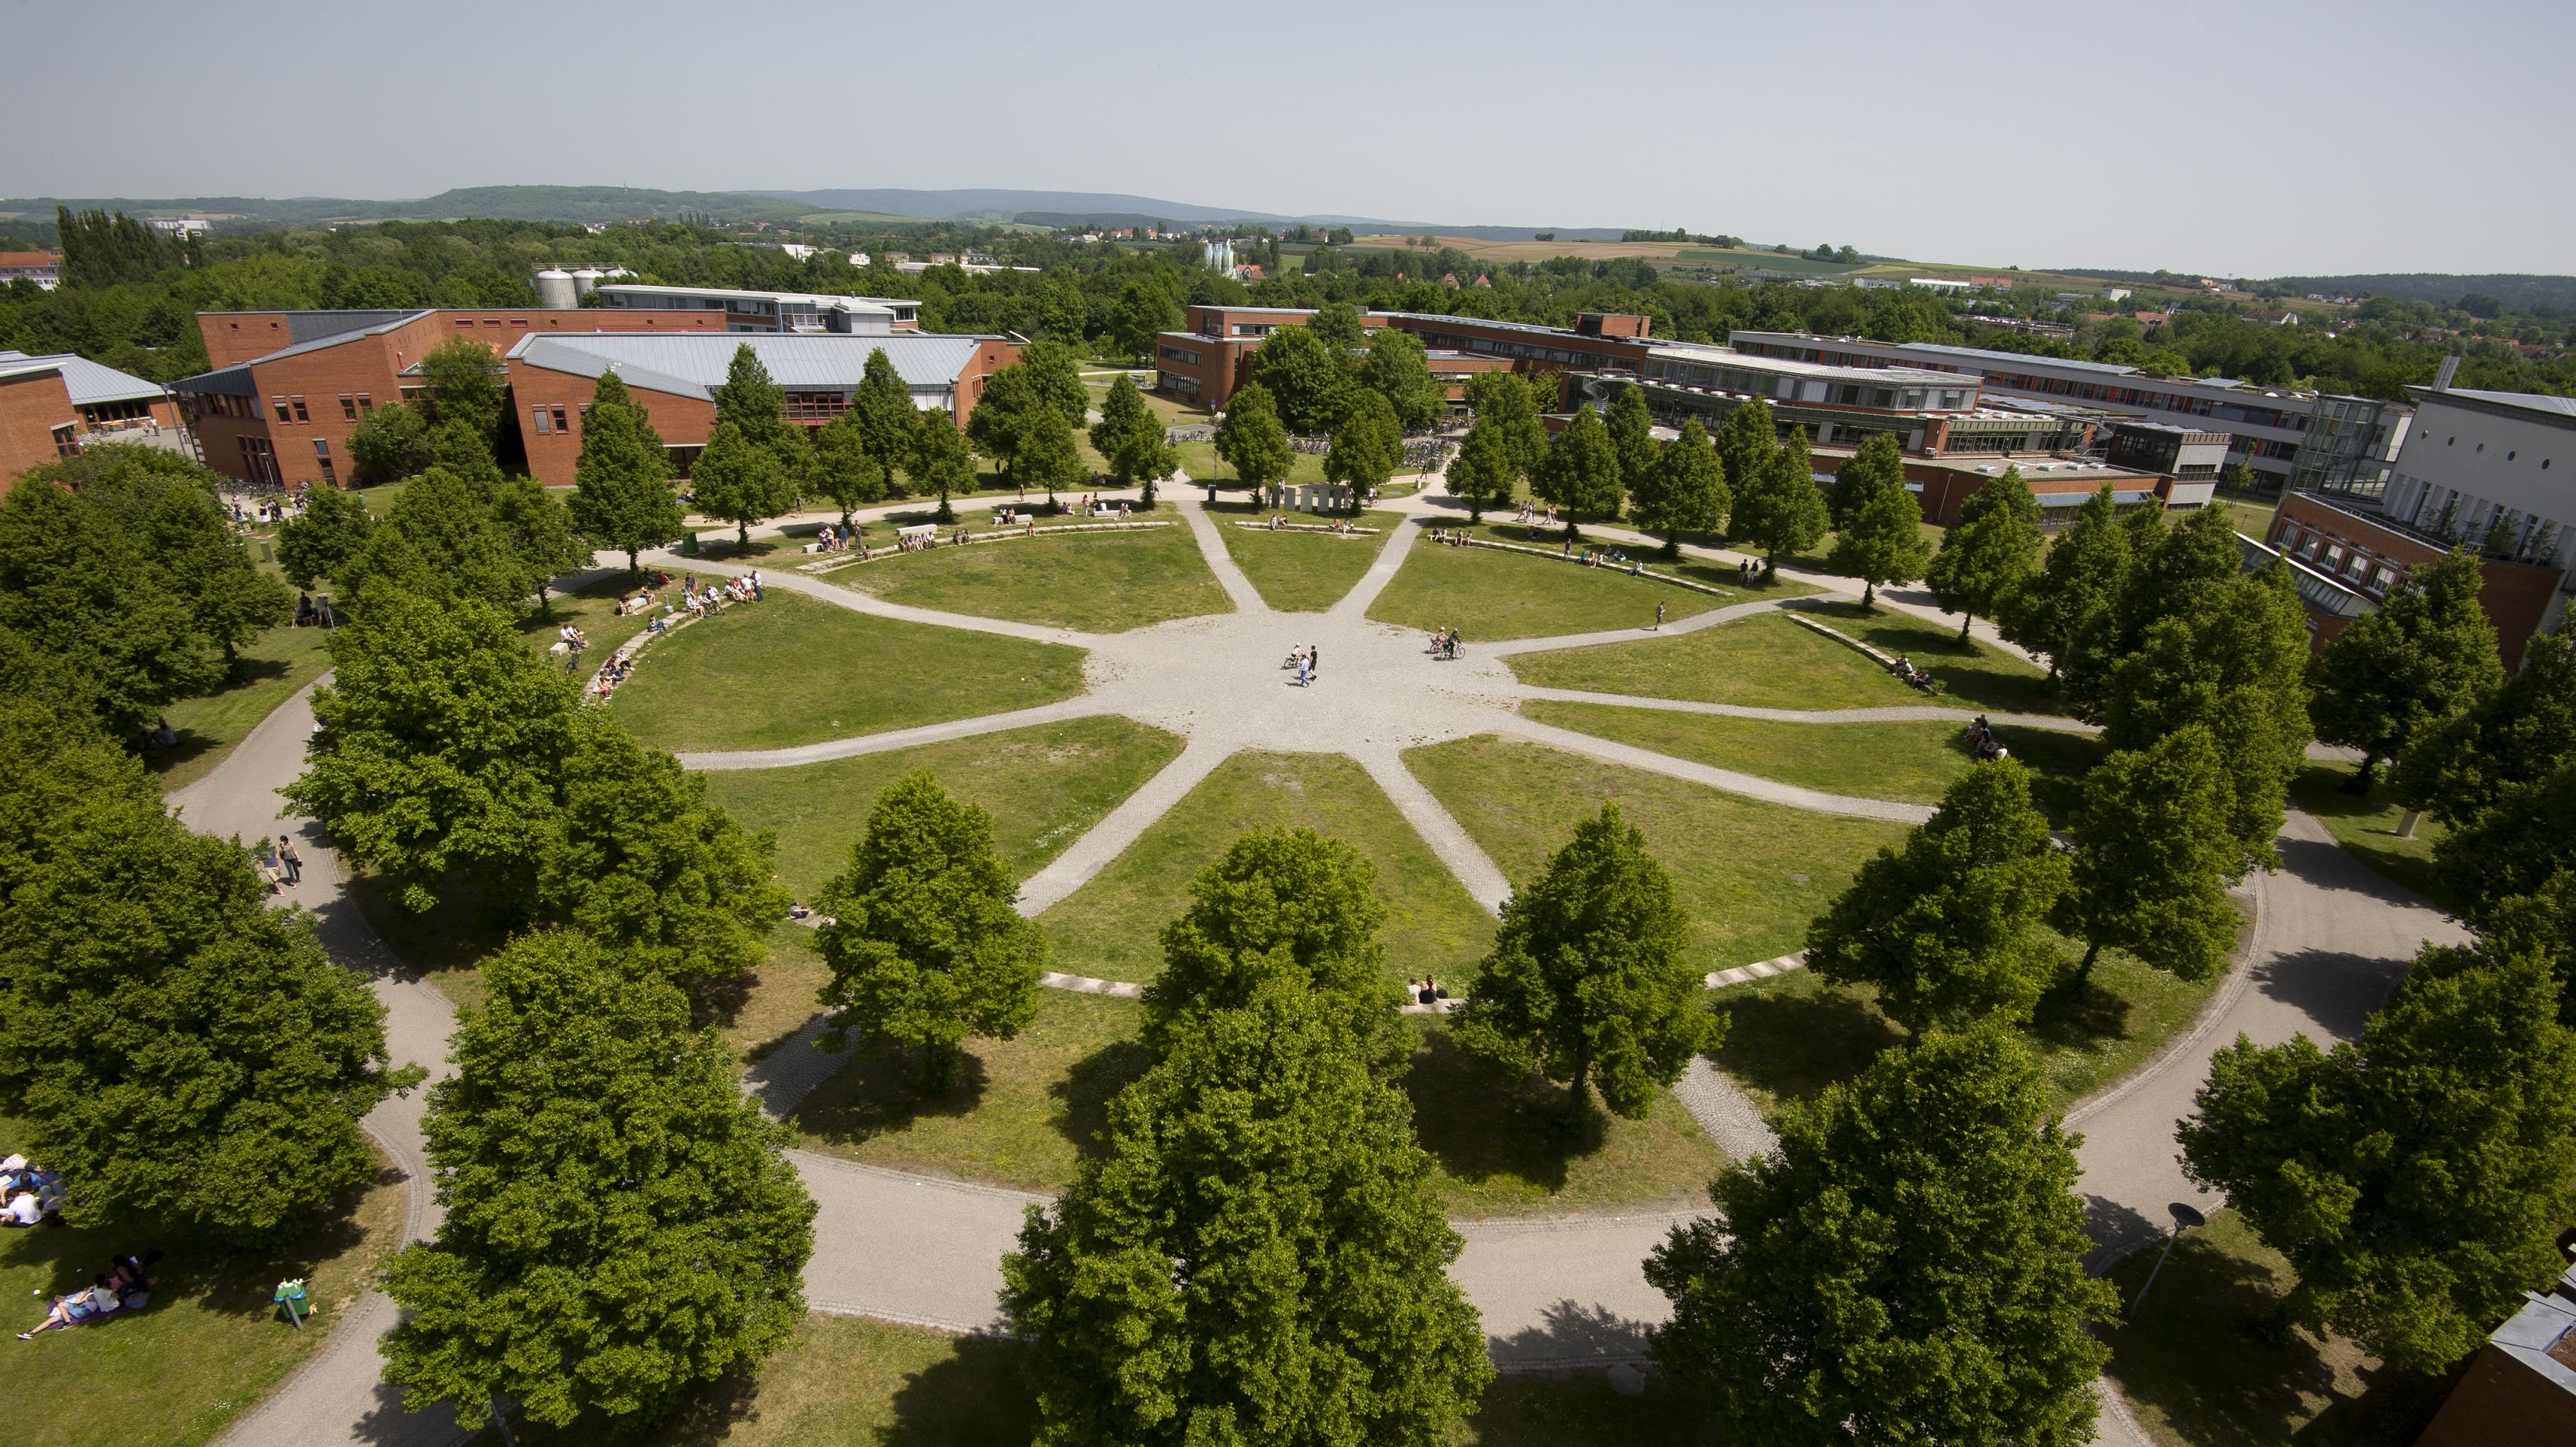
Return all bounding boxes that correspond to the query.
[0,250,61,290]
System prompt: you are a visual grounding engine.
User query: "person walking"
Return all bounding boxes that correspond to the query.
[1308,645,1319,683]
[277,834,303,885]
[1297,652,1310,688]
[1655,600,1665,630]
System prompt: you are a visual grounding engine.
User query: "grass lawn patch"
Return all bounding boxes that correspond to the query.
[701,714,1187,905]
[2288,763,2446,902]
[2102,1208,2449,1447]
[1367,527,1755,641]
[1405,1020,1723,1218]
[608,591,1088,754]
[835,521,1229,632]
[1512,600,2063,716]
[1212,505,1403,611]
[1405,736,1903,974]
[1521,701,2104,815]
[151,622,333,792]
[474,1310,1722,1447]
[795,990,1148,1192]
[1713,909,2243,1116]
[0,1130,408,1447]
[1038,751,1496,988]
[1172,438,1330,487]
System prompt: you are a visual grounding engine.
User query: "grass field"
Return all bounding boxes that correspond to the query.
[1523,701,2102,808]
[2102,1209,2450,1447]
[700,714,1187,904]
[1212,505,1402,611]
[608,592,1089,754]
[1172,437,1330,486]
[0,1132,407,1447]
[472,1312,1725,1446]
[834,521,1230,632]
[151,622,334,792]
[1036,750,1495,988]
[1513,601,2063,716]
[1710,913,2235,1116]
[1367,528,1750,640]
[2287,763,2446,902]
[1405,736,1905,974]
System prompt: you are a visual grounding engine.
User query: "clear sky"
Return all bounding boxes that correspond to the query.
[10,0,2569,279]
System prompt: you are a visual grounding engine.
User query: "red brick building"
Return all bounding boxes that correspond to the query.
[1806,446,2184,529]
[503,331,1019,485]
[1152,304,1516,411]
[176,307,727,488]
[0,350,179,486]
[2260,490,2565,666]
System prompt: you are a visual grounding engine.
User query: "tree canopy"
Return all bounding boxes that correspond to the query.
[1825,444,1933,608]
[2310,547,2502,792]
[2061,724,2243,985]
[2394,627,2576,832]
[690,420,798,546]
[1806,759,2070,1034]
[1002,975,1491,1447]
[815,771,1045,1091]
[2180,941,2576,1372]
[1534,404,1622,520]
[1356,325,1443,430]
[1926,466,2042,642]
[850,347,919,492]
[1088,373,1179,499]
[1628,415,1728,552]
[568,369,684,571]
[1825,431,1906,535]
[0,702,411,1242]
[1246,323,1352,434]
[381,930,814,1430]
[1324,387,1403,493]
[1650,1024,2116,1447]
[1457,803,1723,1119]
[809,407,889,527]
[1729,419,1828,574]
[1603,384,1657,509]
[1214,382,1293,490]
[2002,484,2131,680]
[1142,827,1395,1060]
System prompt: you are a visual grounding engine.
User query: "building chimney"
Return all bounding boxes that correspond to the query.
[2434,355,2461,392]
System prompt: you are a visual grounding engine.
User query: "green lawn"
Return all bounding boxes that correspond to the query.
[1173,439,1330,487]
[608,592,1090,754]
[2102,1209,2450,1447]
[1512,600,2064,716]
[1367,527,1763,640]
[1405,736,1906,974]
[1711,911,2238,1116]
[0,1131,408,1447]
[474,1312,1723,1446]
[700,714,1188,905]
[796,989,1148,1192]
[2287,763,2446,902]
[1037,750,1495,988]
[151,622,334,792]
[1522,701,2105,813]
[1212,505,1402,611]
[834,521,1230,633]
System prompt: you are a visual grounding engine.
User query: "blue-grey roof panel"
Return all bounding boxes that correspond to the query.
[507,332,993,398]
[0,349,166,405]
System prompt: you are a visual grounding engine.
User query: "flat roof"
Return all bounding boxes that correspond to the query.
[0,349,166,406]
[1647,341,1968,387]
[2411,384,2576,429]
[507,331,996,400]
[596,284,911,315]
[1728,330,2260,392]
[1374,310,1656,347]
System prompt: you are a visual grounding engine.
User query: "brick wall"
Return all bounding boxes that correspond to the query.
[1,369,79,485]
[2273,491,2566,668]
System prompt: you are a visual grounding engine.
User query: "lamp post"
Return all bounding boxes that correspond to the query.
[2128,1202,2208,1321]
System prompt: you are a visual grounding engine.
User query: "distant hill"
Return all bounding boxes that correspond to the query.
[0,186,835,229]
[751,188,1622,241]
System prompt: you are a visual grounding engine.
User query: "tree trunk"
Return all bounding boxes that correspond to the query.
[736,520,749,548]
[1566,1042,1591,1125]
[1862,580,1877,611]
[2345,751,2378,795]
[625,547,640,575]
[1958,611,1974,643]
[2077,938,2102,988]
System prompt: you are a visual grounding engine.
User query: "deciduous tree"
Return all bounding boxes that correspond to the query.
[1002,975,1491,1447]
[490,475,590,609]
[1650,1025,2116,1447]
[998,404,1077,514]
[711,341,810,488]
[2001,484,2128,682]
[1458,803,1722,1119]
[690,421,796,547]
[815,772,1044,1092]
[2060,725,2242,986]
[1710,398,1781,524]
[2179,944,2576,1372]
[1825,452,1933,609]
[568,370,683,572]
[1806,759,2070,1034]
[851,347,918,493]
[1214,381,1293,491]
[382,930,813,1430]
[2394,628,2576,830]
[1106,280,1181,361]
[1464,372,1549,484]
[1445,415,1514,521]
[2310,547,2502,793]
[1247,322,1352,434]
[1730,422,1828,577]
[276,482,376,590]
[415,337,506,438]
[1087,372,1178,504]
[0,469,224,736]
[1629,415,1728,555]
[1306,301,1367,351]
[1826,431,1906,534]
[1357,324,1443,430]
[1927,465,2042,642]
[1324,387,1402,495]
[1142,827,1395,1060]
[345,400,432,483]
[1603,384,1657,509]
[1534,403,1622,521]
[0,704,412,1243]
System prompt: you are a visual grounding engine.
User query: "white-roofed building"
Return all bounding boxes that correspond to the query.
[590,284,922,334]
[0,350,179,484]
[504,330,1020,484]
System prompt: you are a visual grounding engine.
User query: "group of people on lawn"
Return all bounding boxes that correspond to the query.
[1890,653,1939,692]
[0,1150,163,1343]
[2,1155,64,1229]
[1964,714,2010,761]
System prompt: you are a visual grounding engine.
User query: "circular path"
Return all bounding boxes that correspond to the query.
[173,475,2460,1445]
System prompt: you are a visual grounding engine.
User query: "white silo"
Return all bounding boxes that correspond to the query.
[534,268,577,310]
[571,267,604,299]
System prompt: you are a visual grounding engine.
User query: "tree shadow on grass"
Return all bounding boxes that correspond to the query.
[1401,1028,1605,1196]
[1049,1038,1155,1164]
[2026,973,2136,1058]
[881,1332,1041,1447]
[1707,984,1901,1108]
[1806,597,2058,715]
[792,1047,992,1153]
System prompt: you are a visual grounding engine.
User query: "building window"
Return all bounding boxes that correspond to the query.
[340,394,358,421]
[530,406,551,435]
[357,394,374,413]
[272,396,291,422]
[291,396,309,422]
[400,386,425,405]
[52,423,79,459]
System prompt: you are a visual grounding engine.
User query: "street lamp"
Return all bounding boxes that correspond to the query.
[2128,1202,2208,1321]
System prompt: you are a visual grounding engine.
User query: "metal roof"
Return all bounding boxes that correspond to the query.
[596,285,905,316]
[0,350,167,406]
[2419,386,2576,426]
[507,332,994,399]
[211,310,438,370]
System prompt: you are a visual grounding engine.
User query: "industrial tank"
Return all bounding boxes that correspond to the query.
[570,267,603,298]
[534,269,577,310]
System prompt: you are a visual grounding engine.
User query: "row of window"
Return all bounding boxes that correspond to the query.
[266,392,378,424]
[2273,520,2401,595]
